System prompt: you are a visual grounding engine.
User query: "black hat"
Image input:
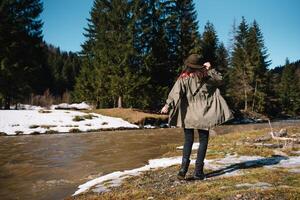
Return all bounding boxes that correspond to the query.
[184,54,204,68]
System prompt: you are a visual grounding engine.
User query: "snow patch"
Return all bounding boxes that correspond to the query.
[176,143,199,150]
[73,154,300,196]
[0,110,138,135]
[235,182,272,189]
[143,124,156,129]
[52,102,92,110]
[73,157,186,195]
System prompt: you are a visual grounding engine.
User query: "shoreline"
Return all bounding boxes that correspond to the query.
[68,123,300,200]
[1,118,300,137]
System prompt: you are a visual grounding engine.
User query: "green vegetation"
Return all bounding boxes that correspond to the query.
[72,114,98,122]
[38,110,52,114]
[0,0,299,117]
[29,125,40,129]
[69,128,81,133]
[72,116,85,122]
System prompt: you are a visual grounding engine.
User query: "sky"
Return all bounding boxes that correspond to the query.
[41,0,300,68]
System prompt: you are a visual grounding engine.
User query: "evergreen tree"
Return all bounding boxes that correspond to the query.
[279,59,300,115]
[74,0,149,108]
[216,42,229,74]
[0,0,44,109]
[216,42,229,95]
[135,0,172,109]
[201,21,218,66]
[46,45,81,96]
[246,20,270,112]
[227,17,251,110]
[174,0,200,65]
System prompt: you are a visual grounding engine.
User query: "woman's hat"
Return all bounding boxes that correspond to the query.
[184,54,204,68]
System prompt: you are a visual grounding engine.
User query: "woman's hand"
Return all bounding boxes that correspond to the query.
[203,62,211,70]
[160,105,169,114]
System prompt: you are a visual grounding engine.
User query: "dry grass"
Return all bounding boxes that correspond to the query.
[68,126,300,200]
[86,108,168,125]
[69,167,300,200]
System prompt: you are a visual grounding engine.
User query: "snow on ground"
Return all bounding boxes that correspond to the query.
[73,157,187,195]
[235,182,272,189]
[51,102,92,110]
[73,154,300,196]
[0,110,139,135]
[176,143,200,150]
[143,124,157,129]
[10,102,92,110]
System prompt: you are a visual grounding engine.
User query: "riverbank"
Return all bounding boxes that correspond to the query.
[69,125,300,200]
[2,103,298,136]
[0,106,169,136]
[0,109,139,136]
[1,121,299,200]
[85,108,168,126]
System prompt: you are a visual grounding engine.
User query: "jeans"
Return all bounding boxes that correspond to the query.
[182,128,209,164]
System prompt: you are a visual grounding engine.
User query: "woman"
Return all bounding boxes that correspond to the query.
[161,54,233,180]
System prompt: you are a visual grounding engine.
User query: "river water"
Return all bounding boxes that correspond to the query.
[0,120,299,200]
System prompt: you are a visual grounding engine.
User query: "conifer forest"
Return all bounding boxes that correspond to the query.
[1,0,299,117]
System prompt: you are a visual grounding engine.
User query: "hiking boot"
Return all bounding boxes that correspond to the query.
[177,158,190,180]
[192,162,205,180]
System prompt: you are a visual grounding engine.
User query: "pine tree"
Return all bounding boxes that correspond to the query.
[174,0,200,65]
[0,0,44,109]
[246,20,270,112]
[227,17,251,110]
[201,21,218,66]
[45,45,81,96]
[74,0,149,108]
[216,42,229,95]
[131,0,175,109]
[216,42,229,74]
[75,0,201,110]
[279,59,300,115]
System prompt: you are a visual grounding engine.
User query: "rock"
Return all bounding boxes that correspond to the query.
[147,196,154,200]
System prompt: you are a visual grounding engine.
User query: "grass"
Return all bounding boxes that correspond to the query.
[69,128,81,133]
[40,125,57,129]
[70,167,300,200]
[38,110,52,113]
[68,126,300,200]
[73,114,98,122]
[29,125,39,129]
[85,108,168,125]
[73,116,85,122]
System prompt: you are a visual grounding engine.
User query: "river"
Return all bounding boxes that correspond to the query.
[0,120,299,200]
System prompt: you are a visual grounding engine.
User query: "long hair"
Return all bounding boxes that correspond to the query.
[178,65,208,80]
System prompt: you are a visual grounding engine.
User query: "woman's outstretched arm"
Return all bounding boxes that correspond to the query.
[161,78,186,114]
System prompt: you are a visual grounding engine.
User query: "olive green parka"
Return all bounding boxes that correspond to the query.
[165,68,233,129]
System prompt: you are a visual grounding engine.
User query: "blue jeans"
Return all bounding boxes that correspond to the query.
[182,128,209,164]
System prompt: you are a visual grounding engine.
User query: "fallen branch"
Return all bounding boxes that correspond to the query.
[268,119,300,142]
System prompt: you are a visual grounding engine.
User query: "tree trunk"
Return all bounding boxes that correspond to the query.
[252,81,257,111]
[244,89,247,110]
[118,96,122,108]
[96,100,100,109]
[4,95,11,110]
[242,67,248,111]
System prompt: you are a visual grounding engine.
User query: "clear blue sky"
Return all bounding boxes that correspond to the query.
[41,0,300,68]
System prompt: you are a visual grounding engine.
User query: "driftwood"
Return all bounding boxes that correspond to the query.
[268,119,300,143]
